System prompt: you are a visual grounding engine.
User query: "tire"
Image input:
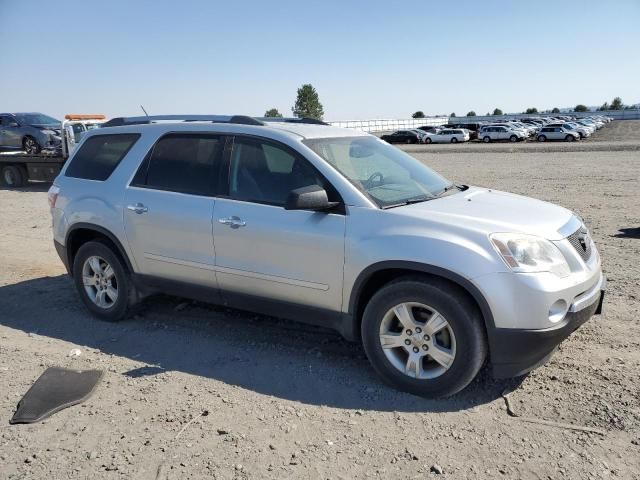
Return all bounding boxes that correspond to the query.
[565,135,575,142]
[482,136,491,143]
[509,135,518,142]
[72,240,136,322]
[361,277,487,398]
[1,165,26,188]
[23,136,41,154]
[425,137,432,144]
[450,137,458,143]
[537,135,546,142]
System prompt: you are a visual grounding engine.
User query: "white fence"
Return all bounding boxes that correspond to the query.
[329,117,448,133]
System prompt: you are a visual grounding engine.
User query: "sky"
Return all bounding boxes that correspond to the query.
[1,0,639,121]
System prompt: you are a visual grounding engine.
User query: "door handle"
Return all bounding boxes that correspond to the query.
[127,203,148,214]
[218,216,246,228]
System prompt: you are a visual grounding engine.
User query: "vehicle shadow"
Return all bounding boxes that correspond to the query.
[0,274,520,413]
[612,227,640,239]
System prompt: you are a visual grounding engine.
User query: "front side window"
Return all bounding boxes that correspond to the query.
[133,134,223,196]
[66,134,140,181]
[228,136,328,206]
[304,136,451,208]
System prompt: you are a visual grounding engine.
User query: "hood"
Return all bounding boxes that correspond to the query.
[33,124,61,134]
[393,187,575,241]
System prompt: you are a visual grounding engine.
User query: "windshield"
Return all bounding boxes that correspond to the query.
[15,113,60,125]
[303,136,451,208]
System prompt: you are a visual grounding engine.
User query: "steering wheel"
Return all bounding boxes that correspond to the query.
[366,171,385,188]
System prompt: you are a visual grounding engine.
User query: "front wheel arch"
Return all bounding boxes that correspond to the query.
[348,262,495,339]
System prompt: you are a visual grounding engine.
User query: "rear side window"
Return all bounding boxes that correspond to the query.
[66,134,140,181]
[131,134,223,196]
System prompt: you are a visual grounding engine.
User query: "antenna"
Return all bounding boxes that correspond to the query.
[140,105,150,119]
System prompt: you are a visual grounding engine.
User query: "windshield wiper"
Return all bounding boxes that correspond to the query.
[381,196,434,209]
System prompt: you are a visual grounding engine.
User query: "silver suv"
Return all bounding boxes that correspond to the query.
[49,115,605,397]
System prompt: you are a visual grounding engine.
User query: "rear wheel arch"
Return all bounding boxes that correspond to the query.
[66,224,134,275]
[349,262,495,339]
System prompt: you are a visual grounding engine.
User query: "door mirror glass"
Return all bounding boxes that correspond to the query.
[285,185,338,211]
[8,122,19,127]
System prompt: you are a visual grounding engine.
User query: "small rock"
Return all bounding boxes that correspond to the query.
[217,428,230,435]
[269,444,276,450]
[88,451,97,460]
[431,464,444,474]
[68,348,82,358]
[326,440,334,446]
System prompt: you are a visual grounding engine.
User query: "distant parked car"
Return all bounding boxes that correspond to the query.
[547,122,591,139]
[417,126,442,134]
[409,129,431,143]
[0,112,62,154]
[536,126,580,142]
[381,130,420,144]
[424,129,469,144]
[478,126,526,143]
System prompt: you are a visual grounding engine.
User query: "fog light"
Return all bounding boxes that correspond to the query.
[549,300,568,323]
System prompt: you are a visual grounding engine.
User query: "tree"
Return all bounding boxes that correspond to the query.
[449,112,456,118]
[412,111,426,119]
[574,104,589,112]
[597,102,609,111]
[525,107,538,114]
[264,108,283,118]
[291,84,324,120]
[466,111,476,117]
[610,97,623,110]
[492,108,503,116]
[551,107,560,113]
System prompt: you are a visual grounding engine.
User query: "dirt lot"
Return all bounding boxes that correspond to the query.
[1,126,639,479]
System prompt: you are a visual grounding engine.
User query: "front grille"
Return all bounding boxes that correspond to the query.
[567,227,592,261]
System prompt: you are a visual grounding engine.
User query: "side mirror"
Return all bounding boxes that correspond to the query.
[285,185,339,211]
[8,122,19,128]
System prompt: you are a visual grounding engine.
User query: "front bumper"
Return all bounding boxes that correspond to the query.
[490,276,605,378]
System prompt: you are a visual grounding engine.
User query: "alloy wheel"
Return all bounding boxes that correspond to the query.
[379,302,457,379]
[82,255,118,308]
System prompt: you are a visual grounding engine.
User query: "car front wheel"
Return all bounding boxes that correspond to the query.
[22,136,41,154]
[509,135,518,142]
[537,135,546,142]
[361,277,487,397]
[565,135,575,142]
[72,240,136,322]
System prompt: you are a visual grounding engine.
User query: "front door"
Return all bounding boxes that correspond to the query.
[123,133,225,287]
[212,135,346,311]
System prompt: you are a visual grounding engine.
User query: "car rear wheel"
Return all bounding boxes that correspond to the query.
[482,136,491,143]
[361,277,487,397]
[425,137,432,144]
[0,165,27,188]
[450,137,458,143]
[565,135,575,142]
[537,135,546,142]
[72,240,136,322]
[509,135,518,142]
[22,136,41,154]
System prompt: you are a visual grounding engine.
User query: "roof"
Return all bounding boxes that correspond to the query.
[95,117,369,141]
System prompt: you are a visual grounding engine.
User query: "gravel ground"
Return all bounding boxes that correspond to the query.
[1,128,639,479]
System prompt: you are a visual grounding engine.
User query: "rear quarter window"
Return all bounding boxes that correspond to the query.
[65,133,140,181]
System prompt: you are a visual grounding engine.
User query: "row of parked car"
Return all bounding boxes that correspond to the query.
[381,115,614,145]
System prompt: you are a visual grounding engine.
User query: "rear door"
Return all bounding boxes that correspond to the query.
[212,135,346,311]
[123,133,225,287]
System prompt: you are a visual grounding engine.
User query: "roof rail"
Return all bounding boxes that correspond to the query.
[101,114,329,128]
[258,117,329,125]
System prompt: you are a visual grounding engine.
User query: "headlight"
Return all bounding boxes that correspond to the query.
[490,233,570,277]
